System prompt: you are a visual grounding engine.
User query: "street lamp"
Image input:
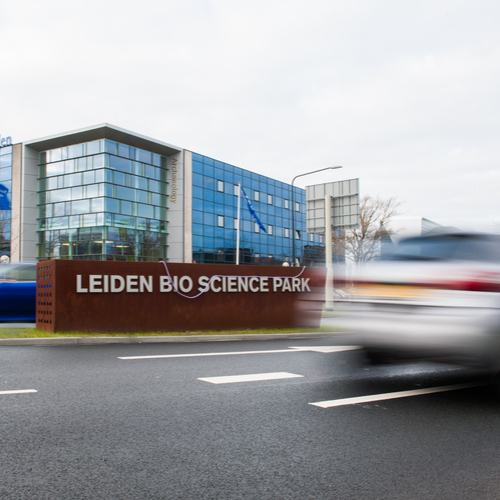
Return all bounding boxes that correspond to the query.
[291,166,343,266]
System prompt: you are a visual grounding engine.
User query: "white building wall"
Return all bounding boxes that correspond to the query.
[10,144,38,262]
[20,146,39,261]
[166,151,187,262]
[386,216,441,243]
[183,150,193,263]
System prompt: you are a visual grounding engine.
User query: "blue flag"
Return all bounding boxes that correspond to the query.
[0,184,10,210]
[241,187,267,233]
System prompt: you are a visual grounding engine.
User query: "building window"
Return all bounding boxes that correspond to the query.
[295,202,300,212]
[268,225,273,235]
[234,218,238,229]
[267,194,273,204]
[254,191,260,202]
[284,199,289,209]
[285,228,290,238]
[217,215,224,227]
[217,180,224,192]
[234,184,239,196]
[295,230,300,239]
[310,233,314,242]
[254,222,260,233]
[319,234,324,244]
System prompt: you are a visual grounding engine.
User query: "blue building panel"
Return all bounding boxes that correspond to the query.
[190,153,324,266]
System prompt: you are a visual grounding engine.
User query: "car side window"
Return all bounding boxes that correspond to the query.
[0,264,36,281]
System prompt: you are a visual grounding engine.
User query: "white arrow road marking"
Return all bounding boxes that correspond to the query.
[199,372,304,384]
[309,381,487,408]
[0,389,37,396]
[118,346,360,360]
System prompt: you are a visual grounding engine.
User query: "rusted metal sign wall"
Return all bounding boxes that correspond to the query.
[36,261,326,333]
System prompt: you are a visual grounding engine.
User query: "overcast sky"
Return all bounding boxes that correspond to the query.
[1,0,499,230]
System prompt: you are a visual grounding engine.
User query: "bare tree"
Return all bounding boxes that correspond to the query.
[339,195,402,263]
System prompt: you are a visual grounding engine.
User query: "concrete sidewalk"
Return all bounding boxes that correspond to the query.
[0,331,340,347]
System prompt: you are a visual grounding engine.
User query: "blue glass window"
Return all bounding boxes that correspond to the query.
[137,190,148,204]
[193,186,203,199]
[110,156,131,174]
[106,198,119,213]
[204,189,214,202]
[0,155,12,168]
[193,235,203,248]
[136,149,151,164]
[203,200,214,213]
[67,144,83,159]
[203,176,214,190]
[204,213,214,226]
[118,144,130,159]
[105,140,118,155]
[71,199,90,215]
[155,207,167,220]
[87,140,101,155]
[116,186,135,202]
[83,170,94,184]
[138,203,154,218]
[71,186,83,200]
[192,197,203,211]
[93,154,106,169]
[193,161,203,174]
[121,201,133,215]
[152,154,161,167]
[204,237,214,249]
[193,210,203,224]
[51,188,70,202]
[91,198,104,212]
[46,162,65,177]
[65,173,82,187]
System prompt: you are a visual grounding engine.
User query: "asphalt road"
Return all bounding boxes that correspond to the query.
[2,337,500,500]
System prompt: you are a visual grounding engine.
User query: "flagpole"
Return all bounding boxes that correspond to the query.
[236,182,241,265]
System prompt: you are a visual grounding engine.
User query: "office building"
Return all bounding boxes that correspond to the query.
[0,124,324,265]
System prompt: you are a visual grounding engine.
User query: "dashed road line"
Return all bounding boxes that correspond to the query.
[118,345,359,360]
[198,372,304,384]
[309,382,486,408]
[0,389,37,396]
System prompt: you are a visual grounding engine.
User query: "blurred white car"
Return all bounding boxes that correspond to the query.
[335,231,500,370]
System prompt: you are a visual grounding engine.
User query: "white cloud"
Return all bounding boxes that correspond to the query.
[1,0,499,229]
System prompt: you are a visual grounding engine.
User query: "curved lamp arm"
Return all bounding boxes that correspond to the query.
[291,166,343,266]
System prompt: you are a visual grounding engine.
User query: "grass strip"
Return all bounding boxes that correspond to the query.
[0,325,338,339]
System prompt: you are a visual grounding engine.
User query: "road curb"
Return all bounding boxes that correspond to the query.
[0,331,342,347]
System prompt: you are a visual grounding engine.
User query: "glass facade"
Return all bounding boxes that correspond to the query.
[191,153,325,265]
[0,145,12,259]
[38,140,168,261]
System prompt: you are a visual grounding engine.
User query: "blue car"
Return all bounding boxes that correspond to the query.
[0,263,36,322]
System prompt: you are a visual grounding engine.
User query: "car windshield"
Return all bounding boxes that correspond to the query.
[0,263,36,281]
[382,235,500,263]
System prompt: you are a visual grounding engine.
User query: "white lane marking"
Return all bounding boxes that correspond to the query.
[309,382,486,408]
[118,345,359,360]
[0,389,37,396]
[289,346,359,353]
[199,372,304,384]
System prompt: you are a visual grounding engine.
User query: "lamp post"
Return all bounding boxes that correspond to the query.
[291,166,343,266]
